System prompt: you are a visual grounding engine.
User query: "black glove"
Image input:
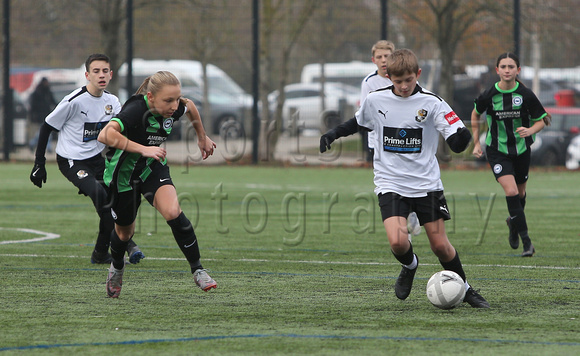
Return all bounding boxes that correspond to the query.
[30,161,47,188]
[320,131,337,153]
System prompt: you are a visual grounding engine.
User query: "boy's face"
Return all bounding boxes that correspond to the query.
[85,60,112,91]
[388,69,421,98]
[372,49,392,78]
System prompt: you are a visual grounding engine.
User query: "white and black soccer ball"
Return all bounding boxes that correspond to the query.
[426,270,466,309]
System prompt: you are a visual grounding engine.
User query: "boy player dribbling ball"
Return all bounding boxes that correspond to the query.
[320,49,489,308]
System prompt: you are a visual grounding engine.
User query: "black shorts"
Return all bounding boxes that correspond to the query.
[378,191,451,224]
[110,164,174,226]
[57,154,108,209]
[485,145,530,184]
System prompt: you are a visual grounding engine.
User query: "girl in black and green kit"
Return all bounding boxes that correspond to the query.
[471,52,550,257]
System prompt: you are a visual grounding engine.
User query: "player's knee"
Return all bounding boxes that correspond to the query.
[390,236,410,254]
[163,207,183,222]
[115,225,134,241]
[430,241,453,259]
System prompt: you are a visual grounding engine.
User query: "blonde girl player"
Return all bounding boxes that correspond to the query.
[97,71,217,298]
[471,52,549,257]
[321,49,489,308]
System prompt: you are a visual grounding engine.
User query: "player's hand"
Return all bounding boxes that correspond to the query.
[320,131,337,153]
[472,143,483,159]
[198,135,216,160]
[30,162,47,188]
[515,127,531,138]
[142,146,167,161]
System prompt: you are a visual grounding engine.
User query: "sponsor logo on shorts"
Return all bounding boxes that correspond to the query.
[493,164,503,174]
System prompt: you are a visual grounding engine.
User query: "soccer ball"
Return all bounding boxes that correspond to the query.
[426,270,466,309]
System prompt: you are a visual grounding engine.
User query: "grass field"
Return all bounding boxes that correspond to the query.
[1,162,579,355]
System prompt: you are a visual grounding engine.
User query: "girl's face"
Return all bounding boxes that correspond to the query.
[496,58,520,83]
[147,84,181,118]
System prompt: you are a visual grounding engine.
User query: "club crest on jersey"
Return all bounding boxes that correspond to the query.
[415,109,428,123]
[77,170,88,179]
[512,96,523,107]
[104,104,113,115]
[163,118,174,130]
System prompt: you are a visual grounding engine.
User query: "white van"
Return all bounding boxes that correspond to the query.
[117,59,250,105]
[300,61,377,87]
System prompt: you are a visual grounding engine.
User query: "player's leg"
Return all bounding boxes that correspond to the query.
[421,193,489,308]
[486,147,530,253]
[56,155,113,263]
[513,151,534,256]
[149,174,216,291]
[106,191,139,298]
[379,193,417,300]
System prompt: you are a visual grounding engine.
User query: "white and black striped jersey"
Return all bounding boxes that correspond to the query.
[45,87,121,160]
[356,84,465,197]
[361,70,393,149]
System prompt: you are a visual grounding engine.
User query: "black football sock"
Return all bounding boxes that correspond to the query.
[440,250,466,282]
[95,207,114,254]
[392,244,415,267]
[520,193,527,210]
[167,212,203,273]
[110,229,129,270]
[506,195,532,247]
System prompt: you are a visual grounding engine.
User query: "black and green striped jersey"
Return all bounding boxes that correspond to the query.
[474,81,547,156]
[103,94,186,192]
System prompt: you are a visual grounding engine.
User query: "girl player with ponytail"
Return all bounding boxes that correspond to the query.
[98,71,217,298]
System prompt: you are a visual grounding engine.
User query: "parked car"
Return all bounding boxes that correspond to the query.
[268,82,359,134]
[478,106,580,166]
[181,86,245,139]
[117,59,252,108]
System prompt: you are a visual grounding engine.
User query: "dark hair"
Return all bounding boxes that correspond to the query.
[85,53,110,72]
[496,52,520,68]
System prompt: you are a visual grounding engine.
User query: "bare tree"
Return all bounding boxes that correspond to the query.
[393,0,494,103]
[258,0,320,161]
[181,0,235,131]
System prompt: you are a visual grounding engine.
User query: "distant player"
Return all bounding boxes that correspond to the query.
[30,53,144,265]
[471,52,549,257]
[321,49,489,308]
[361,40,421,240]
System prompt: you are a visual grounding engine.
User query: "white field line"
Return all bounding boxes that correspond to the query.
[0,253,578,271]
[0,228,60,244]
